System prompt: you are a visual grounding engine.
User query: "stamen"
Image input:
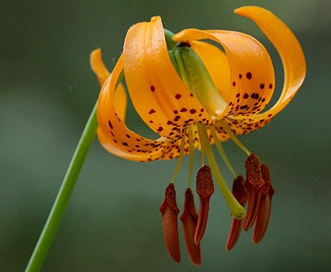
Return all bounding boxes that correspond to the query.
[243,153,264,231]
[210,127,236,177]
[187,125,195,187]
[170,134,186,183]
[197,123,246,219]
[219,119,251,156]
[159,183,181,263]
[225,175,247,251]
[252,164,275,244]
[194,165,214,245]
[180,188,201,265]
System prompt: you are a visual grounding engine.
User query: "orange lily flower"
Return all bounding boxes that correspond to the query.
[90,6,305,265]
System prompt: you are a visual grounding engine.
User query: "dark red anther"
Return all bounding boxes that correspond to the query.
[243,153,264,231]
[252,164,275,244]
[180,188,201,266]
[194,165,214,245]
[226,175,247,251]
[159,183,181,263]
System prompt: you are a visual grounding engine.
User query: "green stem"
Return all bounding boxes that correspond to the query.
[25,102,98,272]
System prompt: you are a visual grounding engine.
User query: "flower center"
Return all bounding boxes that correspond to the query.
[165,30,227,120]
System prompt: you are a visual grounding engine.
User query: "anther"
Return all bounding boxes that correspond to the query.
[243,153,264,231]
[180,188,201,266]
[226,175,247,251]
[252,164,275,244]
[194,165,214,245]
[159,183,181,263]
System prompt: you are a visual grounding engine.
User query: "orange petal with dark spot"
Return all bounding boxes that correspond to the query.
[194,166,214,245]
[180,188,201,266]
[159,183,181,263]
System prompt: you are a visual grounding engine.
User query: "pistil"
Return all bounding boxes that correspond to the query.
[197,123,245,219]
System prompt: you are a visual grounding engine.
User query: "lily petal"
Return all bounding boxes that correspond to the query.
[97,55,182,161]
[173,29,275,119]
[123,16,211,139]
[90,49,111,85]
[225,6,306,134]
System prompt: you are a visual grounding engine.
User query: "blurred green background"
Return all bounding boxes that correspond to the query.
[1,0,330,271]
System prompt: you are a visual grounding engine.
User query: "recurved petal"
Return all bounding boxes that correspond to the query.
[173,28,275,119]
[90,49,111,85]
[225,6,306,134]
[97,55,184,161]
[123,16,211,139]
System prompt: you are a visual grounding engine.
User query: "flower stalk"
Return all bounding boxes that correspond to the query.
[25,102,98,272]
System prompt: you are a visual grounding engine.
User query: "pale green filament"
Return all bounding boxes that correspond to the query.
[170,133,187,183]
[197,123,245,219]
[210,127,236,178]
[187,125,195,187]
[219,119,251,156]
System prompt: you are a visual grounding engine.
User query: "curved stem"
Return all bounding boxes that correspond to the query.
[25,102,98,272]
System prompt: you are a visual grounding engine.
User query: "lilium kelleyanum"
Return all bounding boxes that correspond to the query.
[90,6,305,266]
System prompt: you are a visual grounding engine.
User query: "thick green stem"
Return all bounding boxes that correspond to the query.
[25,102,98,272]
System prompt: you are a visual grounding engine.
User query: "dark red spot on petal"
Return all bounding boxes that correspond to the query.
[175,94,182,100]
[246,72,252,80]
[150,85,155,92]
[108,121,113,129]
[149,109,156,114]
[190,109,196,114]
[260,84,265,89]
